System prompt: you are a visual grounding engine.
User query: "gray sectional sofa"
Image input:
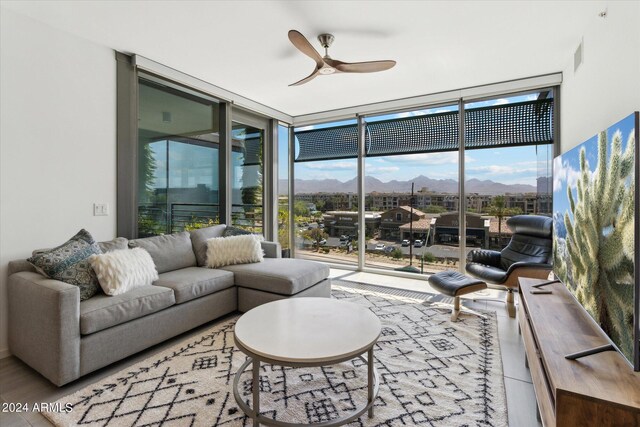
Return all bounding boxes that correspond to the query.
[7,224,331,386]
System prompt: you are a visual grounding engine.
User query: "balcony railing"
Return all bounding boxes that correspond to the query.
[138,202,262,236]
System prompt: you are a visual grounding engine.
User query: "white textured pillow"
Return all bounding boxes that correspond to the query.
[206,234,264,268]
[89,248,159,296]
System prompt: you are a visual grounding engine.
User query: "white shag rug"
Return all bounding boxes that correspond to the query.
[44,283,507,426]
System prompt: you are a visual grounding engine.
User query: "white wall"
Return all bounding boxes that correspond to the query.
[0,9,117,357]
[561,1,640,151]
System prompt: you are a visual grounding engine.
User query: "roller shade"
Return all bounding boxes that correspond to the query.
[295,124,359,162]
[295,99,553,162]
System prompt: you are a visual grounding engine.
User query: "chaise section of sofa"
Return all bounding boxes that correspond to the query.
[7,225,331,386]
[221,258,331,312]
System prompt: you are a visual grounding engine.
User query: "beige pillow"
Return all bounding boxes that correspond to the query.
[206,234,264,268]
[89,248,158,296]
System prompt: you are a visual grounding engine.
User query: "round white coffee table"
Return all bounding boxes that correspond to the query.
[233,297,381,427]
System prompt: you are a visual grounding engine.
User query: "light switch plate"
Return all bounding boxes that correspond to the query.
[93,203,109,216]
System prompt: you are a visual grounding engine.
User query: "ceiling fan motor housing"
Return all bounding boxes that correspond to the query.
[318,33,335,49]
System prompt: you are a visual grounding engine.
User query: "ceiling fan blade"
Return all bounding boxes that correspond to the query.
[288,30,324,68]
[335,60,396,73]
[289,68,320,86]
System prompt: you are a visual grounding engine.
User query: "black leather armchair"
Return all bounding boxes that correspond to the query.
[466,215,553,317]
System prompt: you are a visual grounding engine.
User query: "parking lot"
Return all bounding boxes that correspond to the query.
[295,228,474,259]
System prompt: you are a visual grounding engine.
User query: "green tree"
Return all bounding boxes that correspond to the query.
[420,205,446,214]
[277,207,290,250]
[302,228,328,251]
[488,195,522,243]
[294,200,310,217]
[556,129,635,359]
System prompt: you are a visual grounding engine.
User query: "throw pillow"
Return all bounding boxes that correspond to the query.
[89,248,159,296]
[222,225,253,237]
[27,229,102,301]
[206,234,264,268]
[189,224,227,267]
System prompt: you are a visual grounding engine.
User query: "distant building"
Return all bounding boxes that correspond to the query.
[377,208,517,249]
[322,211,382,238]
[379,206,426,240]
[296,193,357,211]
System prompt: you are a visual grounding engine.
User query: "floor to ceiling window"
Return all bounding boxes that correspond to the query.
[363,104,460,274]
[231,122,264,234]
[137,78,221,237]
[291,88,556,275]
[278,124,291,253]
[463,91,554,252]
[293,120,359,266]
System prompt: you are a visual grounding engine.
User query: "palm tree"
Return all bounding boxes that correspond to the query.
[488,195,522,245]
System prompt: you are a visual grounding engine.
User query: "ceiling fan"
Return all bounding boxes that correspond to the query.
[287,30,396,86]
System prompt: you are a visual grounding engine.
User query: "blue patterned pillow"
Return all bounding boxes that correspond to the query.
[28,229,103,301]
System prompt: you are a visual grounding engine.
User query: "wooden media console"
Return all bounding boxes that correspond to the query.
[518,278,640,426]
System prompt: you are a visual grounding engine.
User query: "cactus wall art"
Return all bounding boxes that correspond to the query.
[553,112,639,370]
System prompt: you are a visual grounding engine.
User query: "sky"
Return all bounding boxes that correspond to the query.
[553,112,636,219]
[281,93,554,187]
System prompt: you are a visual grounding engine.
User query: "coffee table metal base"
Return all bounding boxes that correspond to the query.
[232,348,379,427]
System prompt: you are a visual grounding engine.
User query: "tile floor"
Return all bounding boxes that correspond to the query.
[0,269,541,426]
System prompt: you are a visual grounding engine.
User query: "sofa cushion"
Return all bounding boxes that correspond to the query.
[80,286,175,335]
[189,225,227,266]
[129,232,196,273]
[220,258,329,296]
[154,267,235,304]
[99,237,128,253]
[27,229,102,301]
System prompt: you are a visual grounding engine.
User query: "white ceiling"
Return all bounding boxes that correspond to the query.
[2,0,605,117]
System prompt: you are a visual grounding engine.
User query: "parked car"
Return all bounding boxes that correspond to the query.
[340,235,349,241]
[319,224,324,228]
[401,239,410,247]
[375,243,386,250]
[414,240,423,248]
[384,245,396,254]
[318,238,327,246]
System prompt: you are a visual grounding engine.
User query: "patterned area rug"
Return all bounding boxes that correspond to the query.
[44,282,507,426]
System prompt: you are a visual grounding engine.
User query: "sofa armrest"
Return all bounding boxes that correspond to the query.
[8,259,36,276]
[467,249,502,268]
[261,241,282,258]
[8,271,81,386]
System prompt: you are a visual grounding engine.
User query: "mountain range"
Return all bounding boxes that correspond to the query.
[280,175,538,195]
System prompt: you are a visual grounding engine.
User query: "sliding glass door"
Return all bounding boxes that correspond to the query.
[137,78,221,237]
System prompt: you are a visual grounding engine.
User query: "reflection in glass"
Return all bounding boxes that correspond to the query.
[231,122,264,234]
[137,79,220,236]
